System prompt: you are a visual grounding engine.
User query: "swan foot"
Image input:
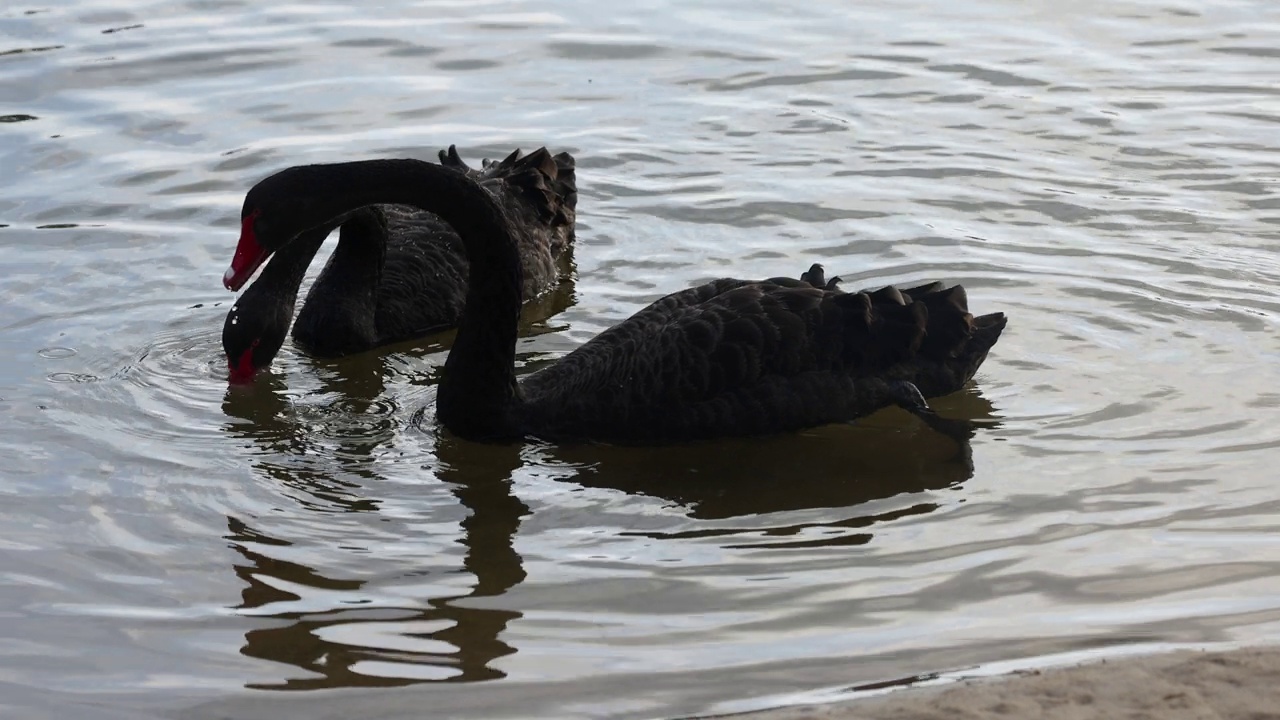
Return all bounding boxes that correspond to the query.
[885,380,977,446]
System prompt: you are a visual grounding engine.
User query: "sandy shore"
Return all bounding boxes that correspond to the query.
[732,645,1280,720]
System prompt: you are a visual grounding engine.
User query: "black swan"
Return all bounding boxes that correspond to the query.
[220,146,576,382]
[222,158,1007,444]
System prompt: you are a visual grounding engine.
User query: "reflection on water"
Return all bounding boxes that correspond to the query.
[552,395,993,525]
[227,444,528,688]
[218,340,996,686]
[222,357,533,687]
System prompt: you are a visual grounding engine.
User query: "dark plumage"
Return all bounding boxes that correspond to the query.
[221,146,576,382]
[514,266,1004,443]
[223,156,1006,444]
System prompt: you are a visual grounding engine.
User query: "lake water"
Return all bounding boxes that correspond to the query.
[3,0,1280,718]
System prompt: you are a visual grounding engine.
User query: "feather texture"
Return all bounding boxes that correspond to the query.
[516,268,1006,442]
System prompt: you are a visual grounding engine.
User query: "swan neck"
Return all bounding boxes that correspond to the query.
[248,224,330,306]
[319,161,522,438]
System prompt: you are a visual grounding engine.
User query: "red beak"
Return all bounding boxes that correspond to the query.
[224,210,267,291]
[227,347,258,384]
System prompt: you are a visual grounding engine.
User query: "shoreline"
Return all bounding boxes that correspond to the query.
[722,643,1280,720]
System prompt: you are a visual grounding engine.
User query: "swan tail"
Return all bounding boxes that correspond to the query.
[799,263,842,290]
[438,145,474,174]
[489,147,577,230]
[437,145,578,258]
[892,283,1007,397]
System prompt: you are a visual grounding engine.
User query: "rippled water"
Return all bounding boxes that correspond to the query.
[3,0,1280,718]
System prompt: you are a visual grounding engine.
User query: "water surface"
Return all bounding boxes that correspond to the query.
[3,0,1280,718]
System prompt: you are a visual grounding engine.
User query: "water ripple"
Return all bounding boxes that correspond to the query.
[3,1,1280,718]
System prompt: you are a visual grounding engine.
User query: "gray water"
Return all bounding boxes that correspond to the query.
[3,0,1280,718]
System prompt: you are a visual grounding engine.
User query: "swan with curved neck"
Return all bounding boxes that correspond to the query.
[225,157,1007,444]
[220,147,575,383]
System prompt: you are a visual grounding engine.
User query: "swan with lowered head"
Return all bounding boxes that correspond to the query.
[220,147,576,382]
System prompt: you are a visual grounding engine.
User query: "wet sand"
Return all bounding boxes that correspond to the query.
[733,645,1280,720]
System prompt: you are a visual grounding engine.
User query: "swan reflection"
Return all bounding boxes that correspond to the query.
[219,320,998,688]
[224,436,528,688]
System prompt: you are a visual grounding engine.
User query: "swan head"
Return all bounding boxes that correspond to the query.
[224,164,340,291]
[221,299,290,384]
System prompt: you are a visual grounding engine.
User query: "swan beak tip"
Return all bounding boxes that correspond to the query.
[223,265,243,291]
